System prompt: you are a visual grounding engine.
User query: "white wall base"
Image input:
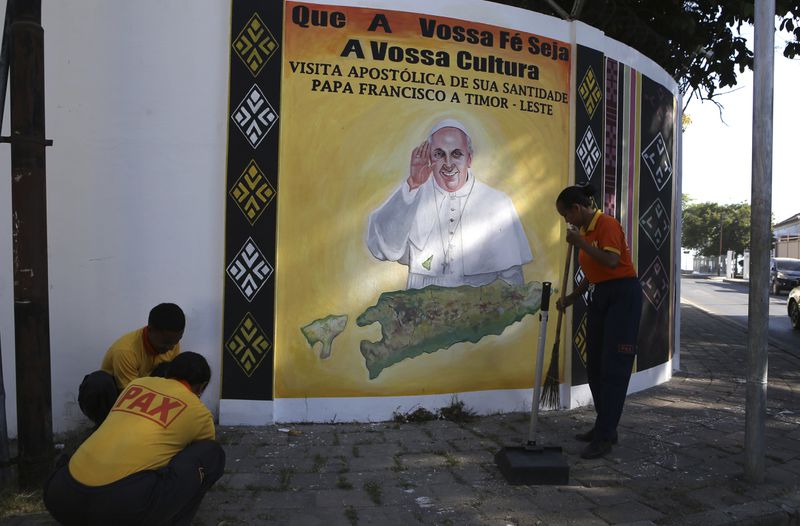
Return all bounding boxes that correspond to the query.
[219,399,273,426]
[218,361,673,425]
[274,388,539,423]
[569,359,673,409]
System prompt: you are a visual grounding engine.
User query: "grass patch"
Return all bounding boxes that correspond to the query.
[336,475,353,490]
[332,431,341,446]
[344,505,359,525]
[391,453,406,472]
[438,399,477,423]
[392,407,436,423]
[363,480,383,505]
[0,488,45,518]
[335,455,350,474]
[311,453,326,473]
[393,399,478,424]
[438,451,460,467]
[278,467,294,490]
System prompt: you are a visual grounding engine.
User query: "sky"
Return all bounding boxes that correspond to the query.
[681,26,800,225]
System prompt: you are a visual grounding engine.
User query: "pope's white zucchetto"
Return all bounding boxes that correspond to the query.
[428,119,470,139]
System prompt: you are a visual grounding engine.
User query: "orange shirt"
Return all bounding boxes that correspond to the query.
[578,210,637,284]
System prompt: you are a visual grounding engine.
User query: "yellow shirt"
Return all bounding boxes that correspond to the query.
[101,328,180,389]
[69,376,215,486]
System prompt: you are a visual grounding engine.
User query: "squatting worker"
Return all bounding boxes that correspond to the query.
[366,118,533,289]
[554,184,642,459]
[78,303,185,426]
[44,352,225,526]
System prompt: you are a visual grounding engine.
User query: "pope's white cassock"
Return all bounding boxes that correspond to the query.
[366,171,533,289]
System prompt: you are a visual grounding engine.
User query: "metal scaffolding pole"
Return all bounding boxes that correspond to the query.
[745,0,775,484]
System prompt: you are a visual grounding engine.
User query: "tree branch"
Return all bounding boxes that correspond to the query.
[570,0,586,19]
[544,0,570,20]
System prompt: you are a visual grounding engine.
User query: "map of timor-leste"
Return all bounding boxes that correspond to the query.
[302,280,544,379]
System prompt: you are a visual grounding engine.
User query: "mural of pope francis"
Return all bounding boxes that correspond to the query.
[366,119,533,290]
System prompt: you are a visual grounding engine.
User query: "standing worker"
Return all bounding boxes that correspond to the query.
[554,184,642,459]
[44,352,225,525]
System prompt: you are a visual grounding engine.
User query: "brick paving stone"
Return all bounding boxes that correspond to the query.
[576,486,642,507]
[593,500,664,523]
[536,509,608,525]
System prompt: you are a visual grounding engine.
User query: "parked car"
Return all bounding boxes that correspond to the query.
[769,257,800,295]
[788,285,800,330]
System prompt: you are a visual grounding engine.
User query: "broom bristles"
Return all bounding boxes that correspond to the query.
[541,352,560,408]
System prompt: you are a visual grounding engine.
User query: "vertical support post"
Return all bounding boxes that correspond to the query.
[745,0,775,484]
[717,219,723,276]
[8,0,53,488]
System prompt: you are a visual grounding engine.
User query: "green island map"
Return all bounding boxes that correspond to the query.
[300,314,348,359]
[357,280,543,379]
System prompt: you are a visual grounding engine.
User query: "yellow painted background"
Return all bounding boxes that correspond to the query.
[275,4,571,397]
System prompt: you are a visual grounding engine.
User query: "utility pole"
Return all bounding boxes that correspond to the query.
[0,0,13,489]
[745,0,775,484]
[717,218,724,276]
[4,0,53,488]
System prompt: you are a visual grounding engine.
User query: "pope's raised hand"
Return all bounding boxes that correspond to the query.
[407,140,432,191]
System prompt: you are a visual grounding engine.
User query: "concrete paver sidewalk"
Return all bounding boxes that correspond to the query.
[3,303,800,525]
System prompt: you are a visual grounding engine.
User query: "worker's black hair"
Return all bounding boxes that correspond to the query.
[556,184,596,209]
[148,303,186,332]
[166,352,211,387]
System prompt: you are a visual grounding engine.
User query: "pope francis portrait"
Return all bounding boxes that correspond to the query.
[366,119,533,289]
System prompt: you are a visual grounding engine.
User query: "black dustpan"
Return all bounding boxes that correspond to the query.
[495,282,569,485]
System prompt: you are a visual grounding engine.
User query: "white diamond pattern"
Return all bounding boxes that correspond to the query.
[641,133,672,191]
[574,267,590,305]
[639,198,671,250]
[640,257,669,310]
[232,85,278,148]
[577,127,601,179]
[226,237,274,302]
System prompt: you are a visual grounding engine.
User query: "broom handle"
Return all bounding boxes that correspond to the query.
[552,245,574,350]
[527,281,551,446]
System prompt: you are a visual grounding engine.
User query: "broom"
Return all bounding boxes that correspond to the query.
[542,244,572,408]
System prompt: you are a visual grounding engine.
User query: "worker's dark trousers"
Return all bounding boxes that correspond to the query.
[43,440,226,526]
[586,277,642,443]
[77,370,119,426]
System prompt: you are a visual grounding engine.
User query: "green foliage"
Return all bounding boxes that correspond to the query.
[681,198,752,256]
[0,488,45,518]
[494,1,800,103]
[392,399,478,423]
[392,407,436,423]
[438,399,478,423]
[363,480,383,505]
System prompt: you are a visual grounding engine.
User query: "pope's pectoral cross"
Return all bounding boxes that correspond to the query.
[441,253,451,274]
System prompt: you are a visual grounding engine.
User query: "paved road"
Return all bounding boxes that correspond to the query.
[680,275,799,354]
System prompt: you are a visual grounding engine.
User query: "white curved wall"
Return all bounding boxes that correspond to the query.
[0,0,230,436]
